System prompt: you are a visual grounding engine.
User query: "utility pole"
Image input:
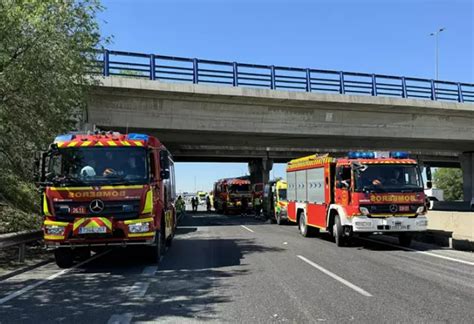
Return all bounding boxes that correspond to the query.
[429,27,446,80]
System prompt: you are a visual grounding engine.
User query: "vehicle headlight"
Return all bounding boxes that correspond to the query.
[355,221,372,227]
[359,207,370,216]
[128,222,150,233]
[416,219,428,227]
[45,226,65,235]
[416,206,425,214]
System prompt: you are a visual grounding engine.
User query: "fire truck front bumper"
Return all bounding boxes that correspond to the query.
[350,216,428,233]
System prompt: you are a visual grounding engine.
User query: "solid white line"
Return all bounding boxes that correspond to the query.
[241,225,255,233]
[0,249,111,305]
[107,313,133,324]
[129,282,149,298]
[362,238,474,266]
[141,266,158,276]
[297,255,373,297]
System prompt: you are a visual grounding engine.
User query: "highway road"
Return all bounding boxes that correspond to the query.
[1,209,473,323]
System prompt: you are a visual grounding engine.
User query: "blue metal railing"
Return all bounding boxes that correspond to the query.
[89,49,474,103]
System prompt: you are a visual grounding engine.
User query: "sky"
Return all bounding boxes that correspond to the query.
[97,0,473,193]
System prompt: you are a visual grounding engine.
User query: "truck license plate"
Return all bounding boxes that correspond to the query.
[79,226,106,234]
[393,225,407,230]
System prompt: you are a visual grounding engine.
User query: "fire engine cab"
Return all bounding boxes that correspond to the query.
[286,152,429,247]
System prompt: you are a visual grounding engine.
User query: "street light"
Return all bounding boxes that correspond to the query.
[429,27,446,80]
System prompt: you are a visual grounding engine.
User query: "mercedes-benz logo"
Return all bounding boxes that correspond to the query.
[89,199,104,214]
[389,204,398,213]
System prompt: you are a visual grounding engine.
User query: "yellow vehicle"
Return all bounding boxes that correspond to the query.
[263,179,288,225]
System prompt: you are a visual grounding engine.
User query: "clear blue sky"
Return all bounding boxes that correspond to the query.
[98,0,473,193]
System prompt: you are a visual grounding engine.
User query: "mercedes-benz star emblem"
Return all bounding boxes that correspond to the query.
[89,199,104,214]
[389,204,398,213]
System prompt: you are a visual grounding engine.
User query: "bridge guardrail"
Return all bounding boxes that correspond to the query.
[88,49,474,103]
[0,230,43,263]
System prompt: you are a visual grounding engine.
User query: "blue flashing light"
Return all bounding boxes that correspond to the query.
[390,151,409,159]
[348,151,375,159]
[54,134,74,143]
[127,133,149,141]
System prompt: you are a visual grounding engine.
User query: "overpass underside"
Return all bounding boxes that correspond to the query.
[87,77,474,200]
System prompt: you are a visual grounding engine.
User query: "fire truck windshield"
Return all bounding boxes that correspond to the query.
[48,147,149,185]
[354,164,423,193]
[229,184,250,193]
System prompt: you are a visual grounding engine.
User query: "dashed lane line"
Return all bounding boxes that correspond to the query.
[0,249,111,305]
[129,282,150,299]
[107,313,133,324]
[361,238,474,266]
[241,225,255,233]
[297,255,373,297]
[141,266,158,276]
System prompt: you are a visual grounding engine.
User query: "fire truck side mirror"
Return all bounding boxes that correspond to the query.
[159,150,170,180]
[425,167,432,189]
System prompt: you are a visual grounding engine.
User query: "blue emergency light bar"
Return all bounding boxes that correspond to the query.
[127,133,149,141]
[348,151,375,159]
[54,134,74,142]
[389,151,409,159]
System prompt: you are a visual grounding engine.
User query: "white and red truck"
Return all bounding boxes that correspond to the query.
[286,152,429,247]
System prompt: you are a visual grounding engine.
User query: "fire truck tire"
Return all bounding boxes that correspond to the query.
[54,248,74,268]
[398,233,413,247]
[299,213,317,237]
[333,215,346,247]
[276,212,285,225]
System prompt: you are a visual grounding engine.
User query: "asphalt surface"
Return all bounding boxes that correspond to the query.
[0,207,473,323]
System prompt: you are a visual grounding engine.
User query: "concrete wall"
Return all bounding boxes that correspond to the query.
[424,211,474,250]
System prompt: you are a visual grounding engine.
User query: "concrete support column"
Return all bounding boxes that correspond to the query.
[248,158,273,184]
[460,152,474,206]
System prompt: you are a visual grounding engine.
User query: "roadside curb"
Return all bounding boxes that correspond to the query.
[0,258,53,282]
[414,231,474,252]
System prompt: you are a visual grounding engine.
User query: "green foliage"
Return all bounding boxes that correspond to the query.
[433,168,463,201]
[0,0,105,223]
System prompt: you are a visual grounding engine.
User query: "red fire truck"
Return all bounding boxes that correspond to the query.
[286,152,429,247]
[37,132,176,267]
[213,177,253,214]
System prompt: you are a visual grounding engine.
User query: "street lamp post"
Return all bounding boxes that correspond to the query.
[429,27,446,80]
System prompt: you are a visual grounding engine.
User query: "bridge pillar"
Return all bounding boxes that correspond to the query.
[248,158,273,185]
[460,152,474,206]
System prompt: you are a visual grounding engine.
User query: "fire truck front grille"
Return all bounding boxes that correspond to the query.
[360,204,423,215]
[53,200,141,221]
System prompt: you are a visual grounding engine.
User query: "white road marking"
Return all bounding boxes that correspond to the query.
[107,313,133,324]
[129,282,149,298]
[297,255,373,297]
[0,249,111,305]
[241,225,255,233]
[142,266,158,276]
[362,238,474,266]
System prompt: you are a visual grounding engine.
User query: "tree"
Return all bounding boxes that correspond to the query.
[0,0,104,213]
[433,168,463,201]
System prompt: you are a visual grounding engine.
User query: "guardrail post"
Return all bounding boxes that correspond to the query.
[339,71,345,94]
[371,74,377,96]
[431,80,436,100]
[150,54,155,80]
[232,62,238,86]
[18,243,25,263]
[103,49,109,76]
[457,83,464,103]
[270,65,276,90]
[401,77,407,98]
[306,69,311,92]
[193,58,198,84]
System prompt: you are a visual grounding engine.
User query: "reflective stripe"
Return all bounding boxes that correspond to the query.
[81,141,92,147]
[124,217,154,225]
[73,218,87,231]
[128,232,154,238]
[121,141,131,146]
[43,193,51,216]
[142,190,153,214]
[44,235,65,240]
[107,141,117,146]
[134,141,143,147]
[50,185,143,191]
[44,220,69,226]
[67,141,78,147]
[95,141,104,146]
[101,217,112,229]
[56,142,65,148]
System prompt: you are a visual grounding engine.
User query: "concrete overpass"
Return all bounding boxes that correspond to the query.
[86,76,474,202]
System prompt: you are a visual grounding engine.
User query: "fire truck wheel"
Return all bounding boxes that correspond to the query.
[276,212,285,225]
[333,215,346,247]
[398,233,413,247]
[54,248,74,268]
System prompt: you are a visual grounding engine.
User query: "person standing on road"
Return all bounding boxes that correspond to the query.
[254,196,262,218]
[240,197,248,217]
[206,196,211,212]
[191,197,198,212]
[176,195,185,221]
